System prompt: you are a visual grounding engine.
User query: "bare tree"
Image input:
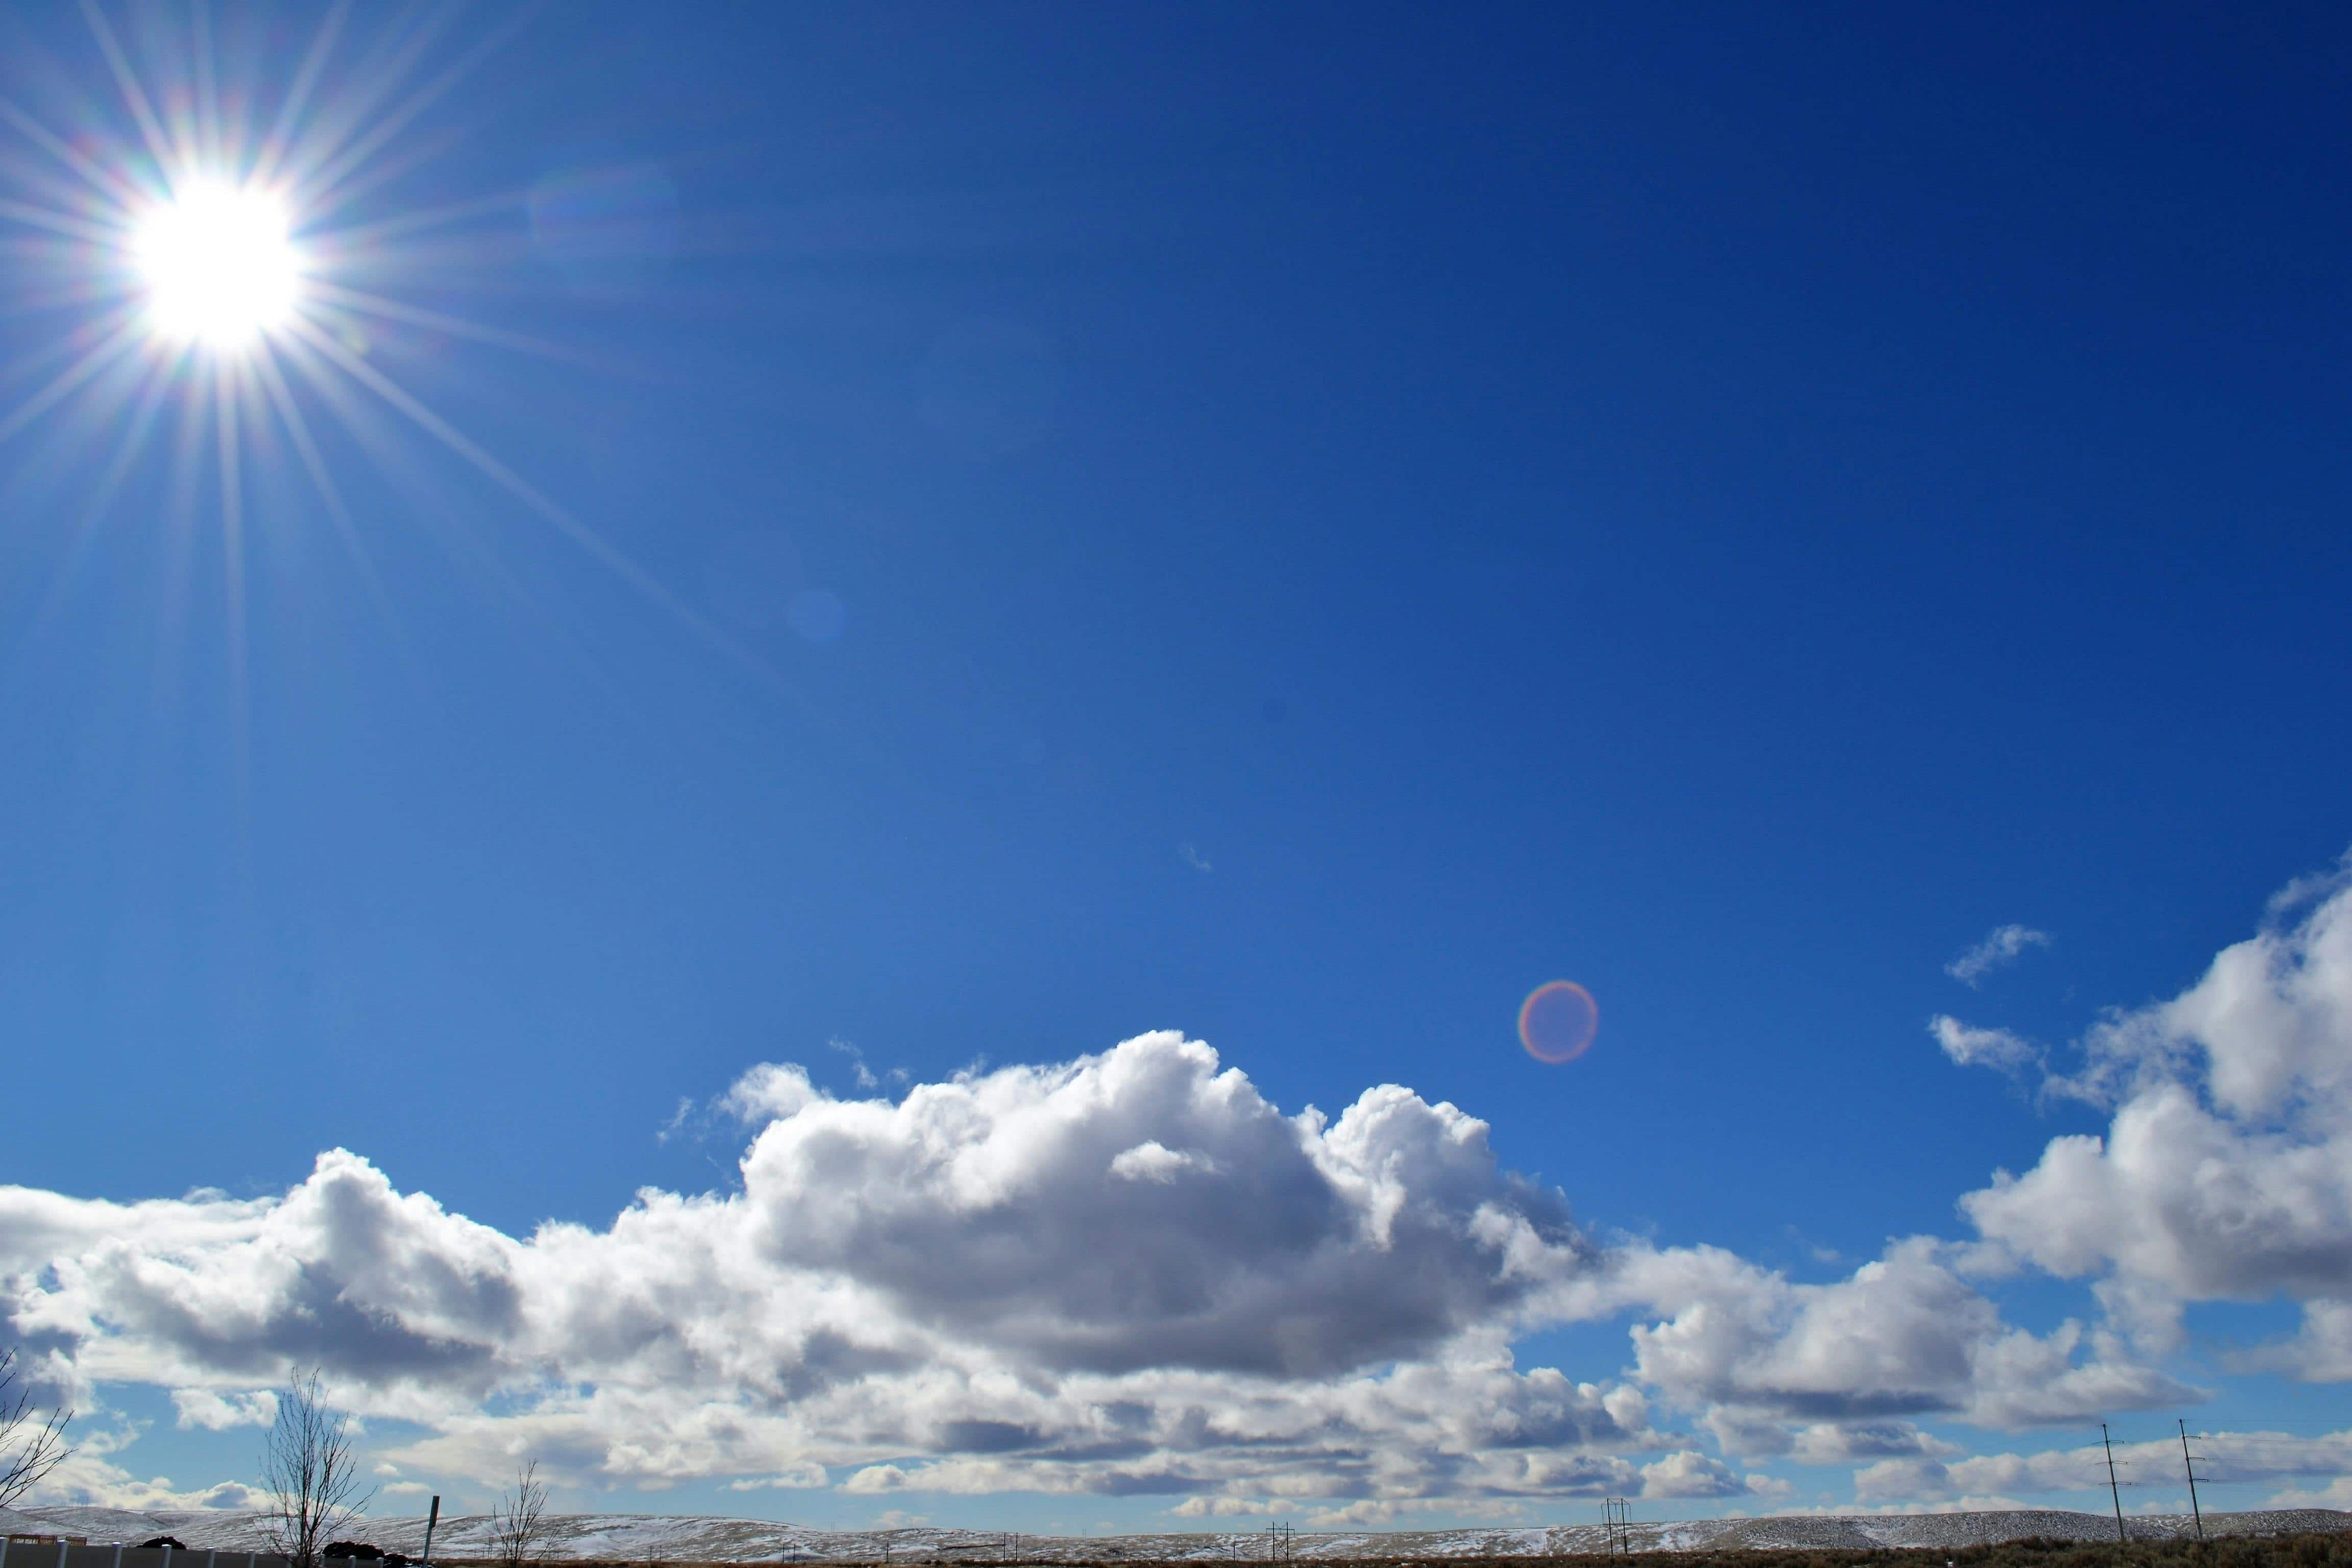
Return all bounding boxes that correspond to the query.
[261,1368,375,1568]
[0,1346,74,1511]
[488,1460,550,1568]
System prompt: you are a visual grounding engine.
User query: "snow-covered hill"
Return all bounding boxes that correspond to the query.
[10,1507,2348,1560]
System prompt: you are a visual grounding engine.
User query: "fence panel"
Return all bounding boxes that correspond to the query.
[13,1546,292,1568]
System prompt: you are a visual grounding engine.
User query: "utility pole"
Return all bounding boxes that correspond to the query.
[422,1498,440,1568]
[1602,1499,1632,1557]
[2177,1422,2206,1542]
[2102,1424,2127,1543]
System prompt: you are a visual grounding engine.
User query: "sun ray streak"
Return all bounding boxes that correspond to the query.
[147,375,210,727]
[272,329,639,703]
[295,6,538,217]
[0,93,149,213]
[191,3,222,170]
[75,0,177,178]
[248,339,413,655]
[286,314,791,694]
[214,354,251,801]
[0,307,149,445]
[304,282,606,367]
[16,354,177,654]
[252,1,352,188]
[0,275,141,319]
[290,124,470,226]
[276,1,463,208]
[0,194,129,247]
[306,189,519,253]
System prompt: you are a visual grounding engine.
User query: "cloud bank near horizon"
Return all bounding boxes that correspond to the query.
[5,866,2352,1523]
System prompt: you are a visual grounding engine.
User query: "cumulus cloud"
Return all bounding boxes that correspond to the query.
[0,1034,1663,1514]
[1614,1238,2188,1434]
[7,852,2348,1529]
[1635,1450,1744,1499]
[1787,1422,1962,1465]
[1854,1427,2352,1506]
[1961,862,2352,1374]
[1947,925,2050,986]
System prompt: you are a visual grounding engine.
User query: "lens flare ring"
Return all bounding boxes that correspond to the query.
[1519,979,1600,1064]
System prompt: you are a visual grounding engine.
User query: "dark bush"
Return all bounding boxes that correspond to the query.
[324,1545,384,1561]
[138,1540,189,1552]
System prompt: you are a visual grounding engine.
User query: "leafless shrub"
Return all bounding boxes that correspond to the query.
[0,1345,73,1511]
[489,1459,551,1568]
[261,1367,376,1568]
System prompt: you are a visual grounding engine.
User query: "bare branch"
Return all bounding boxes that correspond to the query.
[488,1459,550,1568]
[261,1367,377,1568]
[0,1346,75,1511]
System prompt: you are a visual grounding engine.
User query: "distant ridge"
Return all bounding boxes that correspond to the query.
[10,1507,2351,1560]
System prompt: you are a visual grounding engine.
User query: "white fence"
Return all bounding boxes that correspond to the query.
[0,1546,290,1568]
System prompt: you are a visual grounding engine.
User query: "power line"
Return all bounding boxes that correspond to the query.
[2179,1419,2206,1541]
[2101,1423,2127,1544]
[1602,1499,1632,1558]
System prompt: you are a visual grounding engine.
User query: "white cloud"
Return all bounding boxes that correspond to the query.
[5,851,2348,1528]
[829,1040,880,1091]
[1106,1142,1218,1184]
[1638,1449,1745,1499]
[0,1034,1653,1512]
[1611,1238,2188,1433]
[2253,1297,2352,1380]
[170,1388,277,1431]
[1787,1422,1961,1465]
[718,1061,821,1123]
[843,1465,911,1496]
[1946,925,2050,986]
[1869,1427,2352,1506]
[725,1463,829,1490]
[1930,1016,2040,1075]
[26,1439,268,1512]
[1961,861,2352,1374]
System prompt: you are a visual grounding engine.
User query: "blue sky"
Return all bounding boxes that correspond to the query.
[2,0,2349,1535]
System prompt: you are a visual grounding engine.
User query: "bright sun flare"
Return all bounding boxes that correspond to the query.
[133,181,302,349]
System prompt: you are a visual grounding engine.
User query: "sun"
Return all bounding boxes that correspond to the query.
[132,179,304,350]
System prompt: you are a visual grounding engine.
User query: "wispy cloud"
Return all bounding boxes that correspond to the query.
[1928,1015,2041,1075]
[1946,923,2049,986]
[829,1037,880,1090]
